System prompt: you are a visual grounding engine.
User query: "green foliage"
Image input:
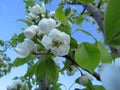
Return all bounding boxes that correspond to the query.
[35,58,58,84]
[95,42,112,63]
[35,60,46,80]
[75,15,84,25]
[17,19,33,26]
[104,0,120,46]
[23,0,35,12]
[25,63,38,77]
[43,0,52,4]
[77,0,94,4]
[50,83,62,90]
[94,85,105,90]
[46,58,58,84]
[61,59,72,72]
[10,33,25,47]
[75,42,100,73]
[13,55,34,67]
[70,37,78,49]
[0,40,4,46]
[80,29,97,41]
[55,5,67,25]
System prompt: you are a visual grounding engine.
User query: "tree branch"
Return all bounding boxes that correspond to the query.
[64,55,101,81]
[83,3,104,32]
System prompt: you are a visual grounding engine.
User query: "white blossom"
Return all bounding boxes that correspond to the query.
[26,2,46,21]
[15,39,35,58]
[100,64,120,90]
[7,79,24,90]
[15,79,23,87]
[41,29,70,56]
[26,13,40,20]
[38,18,56,33]
[24,25,39,39]
[7,83,17,90]
[50,11,55,17]
[29,3,46,14]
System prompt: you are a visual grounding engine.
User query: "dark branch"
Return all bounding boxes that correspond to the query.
[64,55,101,81]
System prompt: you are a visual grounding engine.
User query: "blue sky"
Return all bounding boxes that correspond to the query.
[0,0,101,90]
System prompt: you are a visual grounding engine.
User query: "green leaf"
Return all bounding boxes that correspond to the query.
[35,60,46,81]
[55,5,67,25]
[65,7,71,16]
[13,55,34,67]
[0,40,4,46]
[17,19,32,26]
[70,37,78,49]
[77,0,94,4]
[44,0,52,4]
[61,59,72,72]
[46,59,58,84]
[75,42,100,73]
[18,33,25,43]
[94,85,105,90]
[96,42,112,63]
[59,24,71,34]
[80,29,97,41]
[25,63,37,77]
[75,15,84,25]
[105,0,120,46]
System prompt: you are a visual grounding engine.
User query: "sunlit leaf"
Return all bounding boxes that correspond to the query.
[105,0,120,46]
[17,19,32,26]
[75,42,100,73]
[46,59,58,84]
[96,42,112,63]
[35,60,46,80]
[55,5,67,25]
[77,0,94,4]
[13,55,34,67]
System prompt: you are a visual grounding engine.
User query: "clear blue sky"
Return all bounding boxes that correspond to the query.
[0,0,101,90]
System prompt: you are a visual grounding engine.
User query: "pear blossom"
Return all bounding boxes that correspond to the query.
[7,79,24,90]
[15,39,35,58]
[29,3,46,15]
[24,25,39,39]
[41,29,70,56]
[100,64,120,90]
[26,13,40,20]
[26,2,46,21]
[38,18,56,33]
[7,83,17,90]
[50,11,55,17]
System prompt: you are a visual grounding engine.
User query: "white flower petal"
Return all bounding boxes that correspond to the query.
[41,35,52,50]
[15,39,35,58]
[38,18,56,33]
[24,25,39,39]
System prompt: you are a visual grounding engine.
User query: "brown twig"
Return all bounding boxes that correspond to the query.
[63,55,101,81]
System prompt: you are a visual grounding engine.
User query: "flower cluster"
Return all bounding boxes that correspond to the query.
[26,2,46,21]
[7,79,29,90]
[15,2,70,58]
[0,54,9,72]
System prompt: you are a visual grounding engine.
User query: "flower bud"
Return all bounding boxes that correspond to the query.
[24,25,39,39]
